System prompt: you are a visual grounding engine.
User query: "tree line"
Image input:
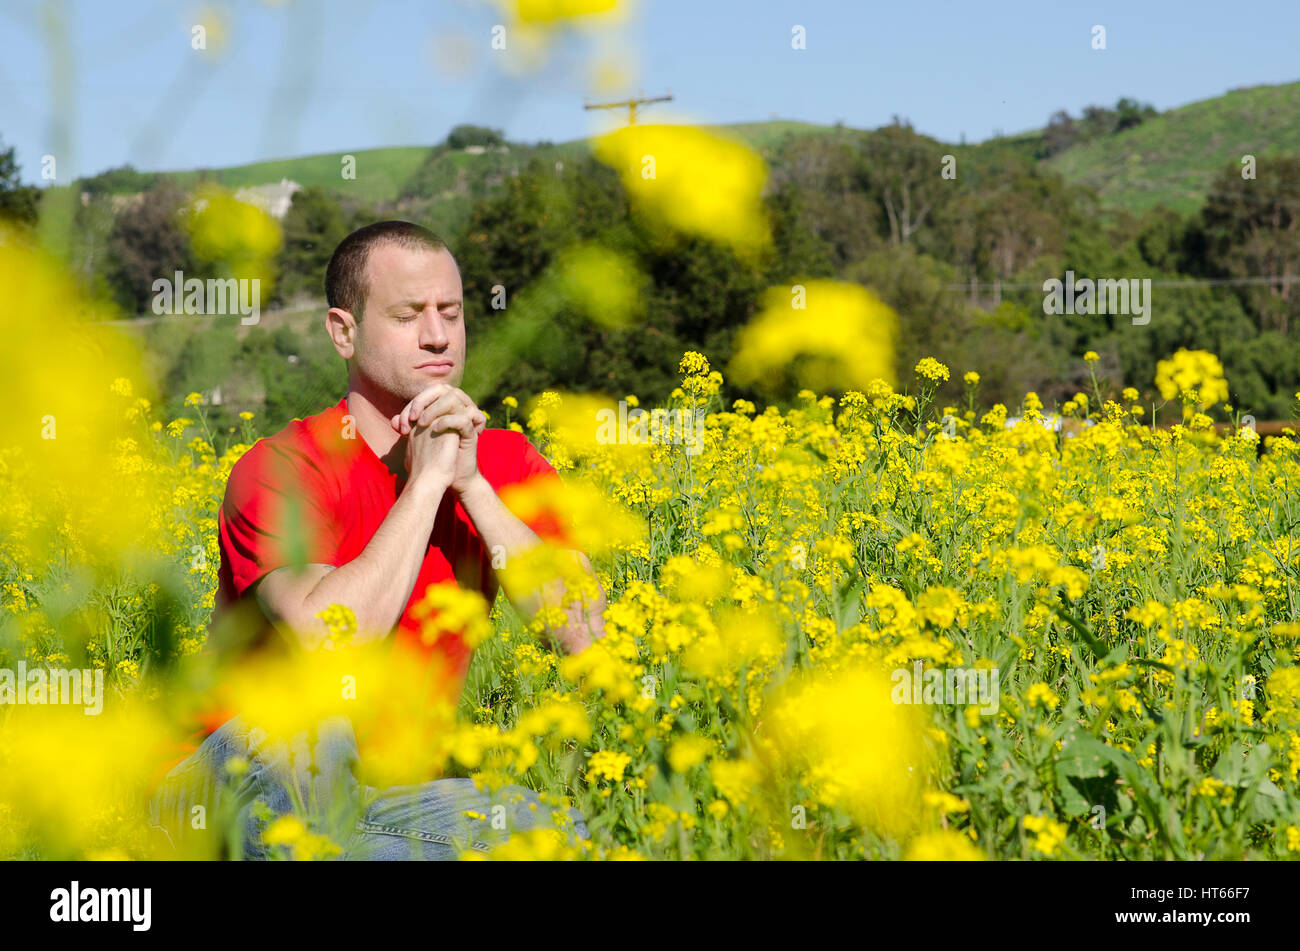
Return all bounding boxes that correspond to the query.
[2,112,1298,433]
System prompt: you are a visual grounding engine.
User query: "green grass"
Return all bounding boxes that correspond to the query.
[1047,81,1300,214]
[157,146,432,204]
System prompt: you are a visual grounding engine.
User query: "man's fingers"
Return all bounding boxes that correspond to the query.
[393,383,471,434]
[410,393,467,433]
[411,388,469,423]
[398,383,448,432]
[391,386,481,435]
[428,411,476,438]
[413,392,480,433]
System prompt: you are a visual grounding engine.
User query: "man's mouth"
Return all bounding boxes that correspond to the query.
[416,360,455,375]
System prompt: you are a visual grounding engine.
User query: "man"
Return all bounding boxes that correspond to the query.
[149,220,607,859]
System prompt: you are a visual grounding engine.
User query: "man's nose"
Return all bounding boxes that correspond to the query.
[420,312,450,348]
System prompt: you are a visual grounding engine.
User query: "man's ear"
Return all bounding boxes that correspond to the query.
[326,306,358,358]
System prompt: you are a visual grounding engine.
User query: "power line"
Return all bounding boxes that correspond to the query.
[92,274,1300,325]
[945,275,1300,292]
[583,91,673,126]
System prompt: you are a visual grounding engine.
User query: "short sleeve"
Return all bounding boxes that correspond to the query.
[218,441,340,598]
[502,434,580,551]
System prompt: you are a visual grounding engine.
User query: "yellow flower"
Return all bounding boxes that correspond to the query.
[678,351,710,377]
[587,750,631,783]
[1026,682,1061,710]
[508,0,627,28]
[766,665,935,837]
[592,124,770,257]
[1024,815,1068,856]
[914,357,950,382]
[411,583,492,649]
[315,603,358,648]
[730,281,898,393]
[1155,349,1229,411]
[905,831,984,860]
[709,758,759,805]
[667,735,713,773]
[923,791,971,815]
[553,242,646,330]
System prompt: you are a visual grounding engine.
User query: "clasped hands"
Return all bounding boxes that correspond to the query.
[390,383,487,495]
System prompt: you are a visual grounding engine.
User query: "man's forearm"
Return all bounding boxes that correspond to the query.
[457,473,548,564]
[298,475,450,643]
[457,473,607,651]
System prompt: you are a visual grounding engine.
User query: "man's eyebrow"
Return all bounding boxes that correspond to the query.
[382,298,462,313]
[382,299,425,313]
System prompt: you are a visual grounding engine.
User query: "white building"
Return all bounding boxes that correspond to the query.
[234,178,303,219]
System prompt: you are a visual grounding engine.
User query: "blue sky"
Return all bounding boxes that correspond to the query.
[2,0,1297,184]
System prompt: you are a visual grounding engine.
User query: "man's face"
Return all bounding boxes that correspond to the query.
[343,242,466,405]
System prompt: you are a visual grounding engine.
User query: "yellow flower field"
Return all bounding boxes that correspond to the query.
[4,307,1300,858]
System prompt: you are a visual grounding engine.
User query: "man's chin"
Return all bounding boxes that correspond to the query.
[406,371,465,396]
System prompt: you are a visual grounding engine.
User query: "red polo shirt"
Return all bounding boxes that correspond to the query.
[158,395,572,783]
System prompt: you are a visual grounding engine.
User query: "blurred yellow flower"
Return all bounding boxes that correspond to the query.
[1155,349,1229,412]
[905,831,984,860]
[729,281,898,393]
[765,664,935,837]
[592,124,770,257]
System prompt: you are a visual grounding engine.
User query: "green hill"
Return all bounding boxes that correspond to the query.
[159,145,431,203]
[137,120,836,208]
[1045,81,1300,214]
[87,82,1300,219]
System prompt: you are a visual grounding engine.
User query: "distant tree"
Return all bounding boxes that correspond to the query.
[1068,98,1158,144]
[276,185,347,303]
[1043,110,1078,156]
[1200,157,1300,333]
[1078,104,1115,139]
[445,124,506,150]
[78,164,158,196]
[765,181,837,279]
[930,156,1078,285]
[1114,97,1157,132]
[1133,206,1195,274]
[455,156,580,312]
[105,185,194,314]
[765,133,882,268]
[0,139,41,227]
[857,126,948,246]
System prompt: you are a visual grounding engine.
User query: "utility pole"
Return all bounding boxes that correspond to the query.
[584,90,673,125]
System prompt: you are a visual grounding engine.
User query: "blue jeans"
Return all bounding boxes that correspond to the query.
[147,714,589,860]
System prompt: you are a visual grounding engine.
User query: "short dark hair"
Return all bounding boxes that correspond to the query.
[325,220,449,322]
